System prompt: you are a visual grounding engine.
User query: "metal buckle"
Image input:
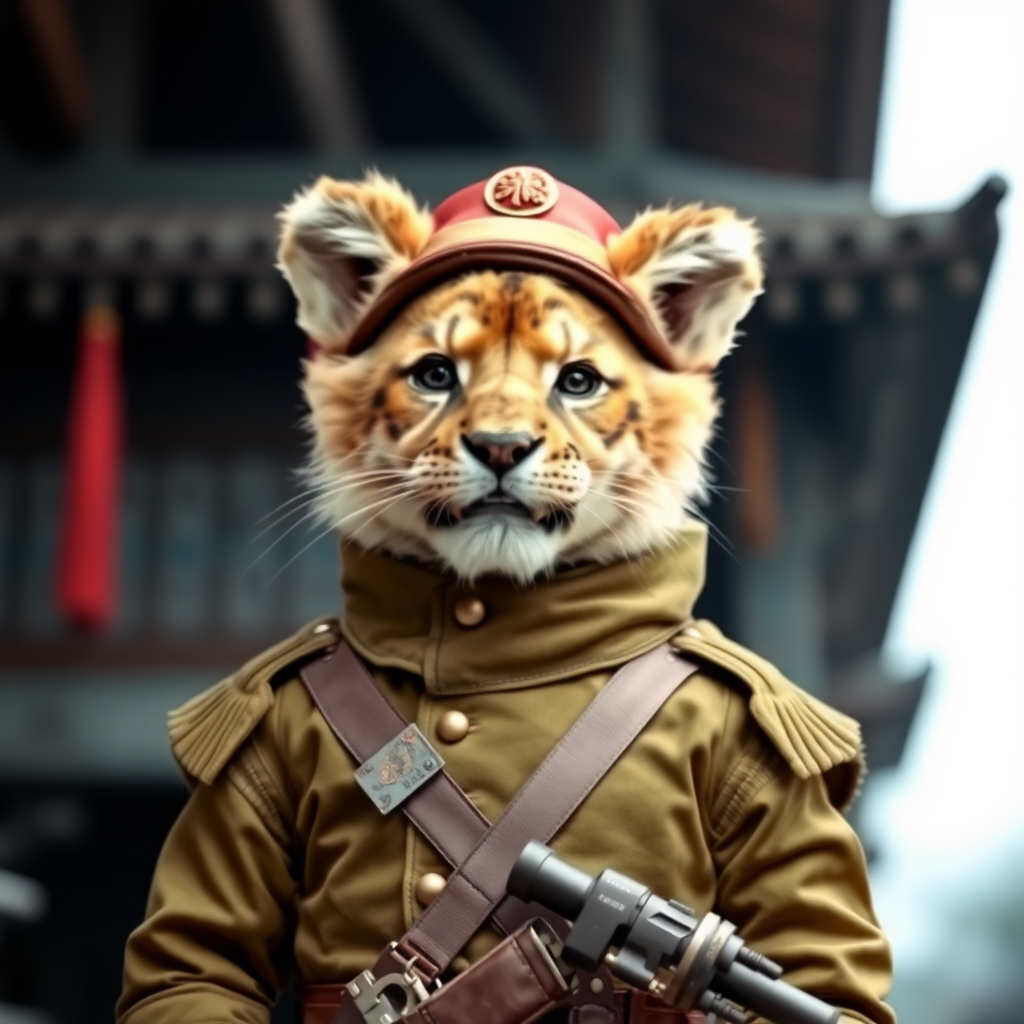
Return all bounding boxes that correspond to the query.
[344,945,438,1024]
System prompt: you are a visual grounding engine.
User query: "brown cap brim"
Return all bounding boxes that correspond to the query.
[343,241,676,370]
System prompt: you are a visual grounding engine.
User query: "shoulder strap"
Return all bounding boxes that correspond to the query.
[301,643,492,875]
[300,641,699,980]
[405,642,698,977]
[301,645,548,943]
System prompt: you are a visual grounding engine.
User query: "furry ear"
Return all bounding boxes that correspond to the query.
[277,172,433,350]
[608,205,762,371]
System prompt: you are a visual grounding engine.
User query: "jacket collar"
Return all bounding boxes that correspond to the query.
[339,526,707,695]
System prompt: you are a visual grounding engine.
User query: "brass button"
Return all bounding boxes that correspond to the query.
[453,597,486,628]
[415,872,447,905]
[436,710,470,743]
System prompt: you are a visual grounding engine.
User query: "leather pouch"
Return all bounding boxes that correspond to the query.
[402,921,571,1024]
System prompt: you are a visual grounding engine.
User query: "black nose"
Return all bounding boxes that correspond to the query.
[462,432,540,472]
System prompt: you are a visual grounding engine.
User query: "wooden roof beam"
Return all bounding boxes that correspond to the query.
[829,0,892,180]
[600,0,655,152]
[379,0,558,145]
[266,0,365,152]
[0,0,92,152]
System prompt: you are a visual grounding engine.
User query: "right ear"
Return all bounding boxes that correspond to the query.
[277,172,433,351]
[607,204,762,372]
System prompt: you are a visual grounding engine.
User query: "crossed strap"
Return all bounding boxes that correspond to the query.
[300,640,700,1022]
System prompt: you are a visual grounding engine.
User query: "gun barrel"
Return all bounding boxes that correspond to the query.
[713,962,840,1024]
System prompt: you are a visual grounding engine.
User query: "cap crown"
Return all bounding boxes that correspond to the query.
[434,167,621,242]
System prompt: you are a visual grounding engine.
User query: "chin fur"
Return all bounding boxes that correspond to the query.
[429,513,561,584]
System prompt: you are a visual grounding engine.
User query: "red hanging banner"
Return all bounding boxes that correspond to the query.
[56,305,124,630]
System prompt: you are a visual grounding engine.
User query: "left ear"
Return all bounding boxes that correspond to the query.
[608,205,762,371]
[277,172,433,352]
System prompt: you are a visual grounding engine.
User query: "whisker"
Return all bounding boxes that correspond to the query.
[593,460,742,513]
[254,448,393,526]
[262,523,340,588]
[592,482,735,558]
[246,481,412,570]
[595,496,661,536]
[292,446,371,483]
[585,488,728,565]
[332,489,417,530]
[348,493,413,542]
[292,448,419,490]
[261,490,416,589]
[294,467,413,493]
[701,442,738,476]
[253,459,377,525]
[253,482,338,526]
[250,476,411,543]
[243,502,326,576]
[574,500,644,584]
[682,505,737,561]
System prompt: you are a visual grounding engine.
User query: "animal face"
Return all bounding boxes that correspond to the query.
[279,174,762,582]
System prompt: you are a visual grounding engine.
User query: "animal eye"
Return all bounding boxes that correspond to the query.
[409,355,458,393]
[555,362,603,398]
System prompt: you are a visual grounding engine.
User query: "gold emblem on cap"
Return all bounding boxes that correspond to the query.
[484,167,559,217]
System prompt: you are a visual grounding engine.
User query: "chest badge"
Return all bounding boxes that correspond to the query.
[354,725,445,814]
[484,166,559,217]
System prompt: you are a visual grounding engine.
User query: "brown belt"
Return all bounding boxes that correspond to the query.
[298,985,706,1024]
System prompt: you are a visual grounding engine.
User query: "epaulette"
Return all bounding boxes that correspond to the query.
[168,616,341,785]
[671,620,865,810]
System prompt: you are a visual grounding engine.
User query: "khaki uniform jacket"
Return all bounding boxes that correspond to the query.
[117,527,894,1024]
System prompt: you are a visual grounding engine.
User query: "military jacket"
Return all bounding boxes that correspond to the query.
[117,526,894,1024]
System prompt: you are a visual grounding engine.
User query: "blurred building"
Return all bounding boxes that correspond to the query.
[0,2,1003,1023]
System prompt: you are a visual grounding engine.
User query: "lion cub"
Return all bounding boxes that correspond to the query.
[116,171,893,1024]
[278,171,762,582]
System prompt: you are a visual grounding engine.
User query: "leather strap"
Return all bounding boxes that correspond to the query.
[402,921,571,1024]
[395,643,698,976]
[300,641,700,1024]
[302,643,492,872]
[298,985,706,1024]
[301,644,539,939]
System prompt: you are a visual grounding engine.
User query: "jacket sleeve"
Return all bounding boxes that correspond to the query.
[709,724,895,1024]
[117,763,297,1024]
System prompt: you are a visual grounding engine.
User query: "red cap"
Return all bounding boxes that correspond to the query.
[344,167,675,368]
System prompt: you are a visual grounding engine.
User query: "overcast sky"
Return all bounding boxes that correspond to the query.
[862,0,1024,982]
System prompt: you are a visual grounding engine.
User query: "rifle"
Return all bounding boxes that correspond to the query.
[506,841,841,1024]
